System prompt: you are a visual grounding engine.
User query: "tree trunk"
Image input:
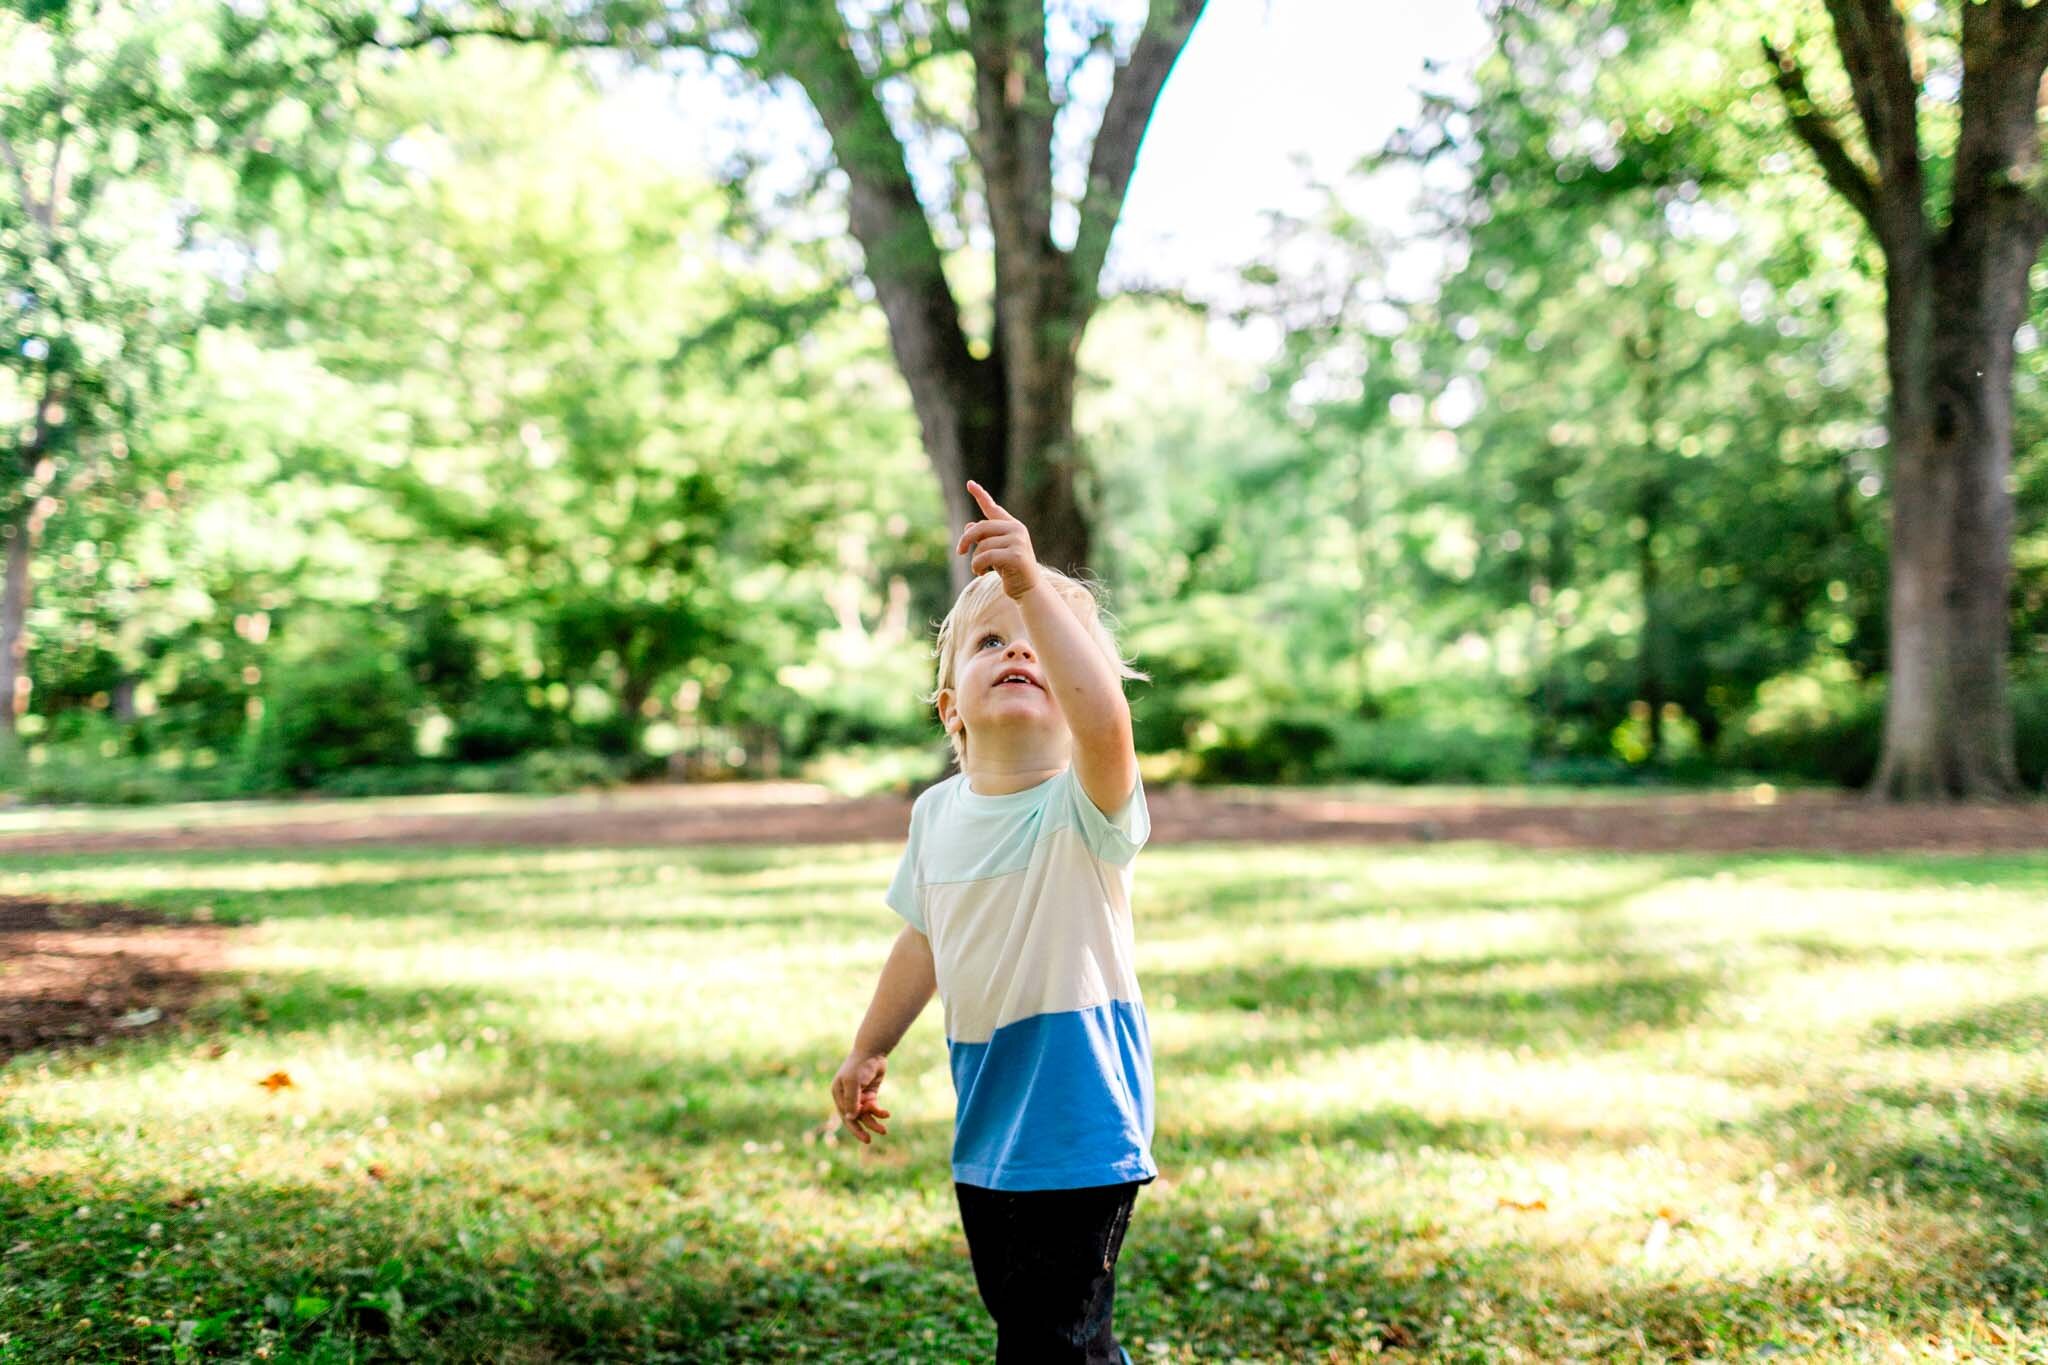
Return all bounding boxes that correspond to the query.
[1767,1,2048,801]
[0,501,29,739]
[754,1,1208,794]
[1639,501,1663,761]
[1868,242,2026,798]
[1635,257,1668,765]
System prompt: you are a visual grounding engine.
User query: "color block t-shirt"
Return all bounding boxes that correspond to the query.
[885,763,1156,1191]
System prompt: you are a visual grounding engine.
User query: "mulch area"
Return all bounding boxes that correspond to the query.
[0,784,2040,1065]
[0,784,2042,858]
[0,896,230,1065]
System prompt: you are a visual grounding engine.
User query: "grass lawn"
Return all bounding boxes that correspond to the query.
[2,834,2045,1362]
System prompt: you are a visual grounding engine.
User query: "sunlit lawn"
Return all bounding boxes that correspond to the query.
[2,831,2046,1362]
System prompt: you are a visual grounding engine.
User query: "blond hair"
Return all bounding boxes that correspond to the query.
[921,568,1150,771]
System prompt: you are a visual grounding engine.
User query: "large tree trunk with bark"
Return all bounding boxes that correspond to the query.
[767,0,1204,599]
[1870,243,2028,796]
[1766,0,2048,800]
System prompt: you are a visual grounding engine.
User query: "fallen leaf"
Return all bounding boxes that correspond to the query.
[205,1043,228,1059]
[1496,1196,1547,1212]
[365,1164,388,1182]
[257,1071,294,1093]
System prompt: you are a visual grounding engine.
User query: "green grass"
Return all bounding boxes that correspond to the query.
[2,836,2046,1362]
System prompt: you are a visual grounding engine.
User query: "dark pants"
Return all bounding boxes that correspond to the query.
[953,1179,1145,1365]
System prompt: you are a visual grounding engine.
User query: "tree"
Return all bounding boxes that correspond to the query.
[251,40,917,764]
[1763,1,2048,798]
[1269,2,1892,772]
[0,0,329,746]
[329,0,1208,592]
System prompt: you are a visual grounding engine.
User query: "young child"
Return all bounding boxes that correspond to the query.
[831,479,1156,1365]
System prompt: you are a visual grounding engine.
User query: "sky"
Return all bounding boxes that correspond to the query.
[1108,0,1488,299]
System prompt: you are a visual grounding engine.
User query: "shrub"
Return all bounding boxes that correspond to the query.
[1196,710,1335,785]
[1715,657,1884,787]
[1316,711,1532,785]
[449,679,566,762]
[515,748,626,793]
[246,645,424,790]
[312,763,519,799]
[2011,664,2048,789]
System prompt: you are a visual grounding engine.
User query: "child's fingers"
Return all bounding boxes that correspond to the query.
[966,479,1012,521]
[957,520,1010,556]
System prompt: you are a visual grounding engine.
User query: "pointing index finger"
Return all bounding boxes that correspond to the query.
[966,479,1008,520]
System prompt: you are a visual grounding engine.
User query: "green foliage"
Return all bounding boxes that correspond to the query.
[510,748,629,794]
[248,639,424,791]
[1319,688,1537,787]
[0,746,186,806]
[1719,661,2048,790]
[1713,655,1885,787]
[308,749,626,799]
[2017,668,2048,792]
[447,680,569,764]
[16,2,2048,804]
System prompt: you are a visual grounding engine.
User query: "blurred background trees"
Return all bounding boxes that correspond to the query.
[3,0,2044,805]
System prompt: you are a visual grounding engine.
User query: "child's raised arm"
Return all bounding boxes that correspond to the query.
[832,923,936,1143]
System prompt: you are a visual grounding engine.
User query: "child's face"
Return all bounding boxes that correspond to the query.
[941,594,1067,749]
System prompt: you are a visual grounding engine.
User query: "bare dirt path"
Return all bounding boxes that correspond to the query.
[2,785,2041,1063]
[0,782,2042,857]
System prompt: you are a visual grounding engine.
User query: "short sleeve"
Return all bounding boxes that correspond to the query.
[1065,764,1150,868]
[884,802,925,932]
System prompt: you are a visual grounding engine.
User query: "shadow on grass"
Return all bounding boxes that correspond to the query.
[1722,997,2048,1329]
[1871,992,2048,1050]
[0,1166,993,1363]
[1140,864,1686,930]
[1150,950,1720,1059]
[0,847,883,929]
[188,970,503,1038]
[11,968,2043,1361]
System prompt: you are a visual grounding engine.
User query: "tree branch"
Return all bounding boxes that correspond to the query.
[309,2,710,57]
[1761,37,1882,237]
[1821,0,1926,251]
[970,0,1056,264]
[1952,0,2048,247]
[1069,0,1208,326]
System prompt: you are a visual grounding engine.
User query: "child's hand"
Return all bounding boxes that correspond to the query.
[831,1050,892,1144]
[956,480,1043,601]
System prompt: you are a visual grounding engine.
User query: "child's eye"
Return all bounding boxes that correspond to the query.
[980,633,1001,647]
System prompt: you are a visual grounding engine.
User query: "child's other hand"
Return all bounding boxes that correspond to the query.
[956,480,1042,601]
[831,1050,891,1144]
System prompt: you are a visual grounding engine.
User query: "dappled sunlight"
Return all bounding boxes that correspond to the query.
[1163,1039,1793,1146]
[5,840,2047,1360]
